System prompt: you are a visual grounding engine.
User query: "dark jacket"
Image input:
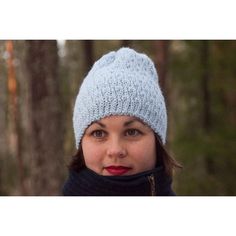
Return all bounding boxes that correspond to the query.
[63,166,176,196]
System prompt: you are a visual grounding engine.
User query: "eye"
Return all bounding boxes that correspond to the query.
[91,130,106,138]
[125,129,141,137]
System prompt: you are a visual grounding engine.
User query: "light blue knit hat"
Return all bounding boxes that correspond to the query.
[73,47,167,148]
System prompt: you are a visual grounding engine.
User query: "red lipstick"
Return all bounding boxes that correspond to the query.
[105,166,131,176]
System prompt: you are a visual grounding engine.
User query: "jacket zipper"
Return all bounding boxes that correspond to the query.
[148,174,156,196]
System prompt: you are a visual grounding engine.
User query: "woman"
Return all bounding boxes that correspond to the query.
[63,47,181,196]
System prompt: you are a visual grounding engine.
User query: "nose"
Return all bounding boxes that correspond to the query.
[106,138,127,158]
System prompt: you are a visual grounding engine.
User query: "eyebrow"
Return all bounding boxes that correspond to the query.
[93,121,106,128]
[93,118,147,128]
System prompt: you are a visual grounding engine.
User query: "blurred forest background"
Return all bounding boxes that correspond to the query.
[0,40,235,196]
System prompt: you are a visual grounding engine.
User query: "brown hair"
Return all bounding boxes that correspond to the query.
[68,135,182,177]
[154,136,182,177]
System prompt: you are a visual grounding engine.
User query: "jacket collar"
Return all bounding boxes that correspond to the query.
[63,166,175,196]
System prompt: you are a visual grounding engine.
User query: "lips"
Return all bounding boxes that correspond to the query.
[105,166,132,176]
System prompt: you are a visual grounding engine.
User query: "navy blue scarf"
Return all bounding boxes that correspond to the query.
[63,166,175,196]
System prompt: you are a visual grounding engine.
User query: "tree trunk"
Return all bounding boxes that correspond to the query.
[121,40,132,47]
[25,40,65,195]
[201,40,211,132]
[200,41,213,175]
[153,40,170,97]
[0,42,8,194]
[83,40,94,71]
[6,41,26,195]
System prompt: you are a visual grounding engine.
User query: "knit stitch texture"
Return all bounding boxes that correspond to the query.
[73,47,167,148]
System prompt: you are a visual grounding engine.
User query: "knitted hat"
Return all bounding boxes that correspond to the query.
[73,47,167,149]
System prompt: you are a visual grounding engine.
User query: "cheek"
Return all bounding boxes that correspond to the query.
[81,139,105,173]
[130,137,156,169]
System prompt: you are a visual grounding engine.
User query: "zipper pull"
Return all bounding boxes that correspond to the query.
[148,174,156,196]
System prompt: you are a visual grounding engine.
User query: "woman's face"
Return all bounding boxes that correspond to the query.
[81,115,157,176]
